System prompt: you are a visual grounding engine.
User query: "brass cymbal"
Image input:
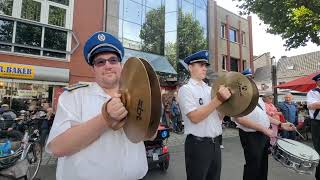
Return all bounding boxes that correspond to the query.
[237,78,259,117]
[121,57,152,143]
[212,72,257,117]
[139,58,161,139]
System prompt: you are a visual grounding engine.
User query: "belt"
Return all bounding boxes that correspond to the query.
[187,134,219,143]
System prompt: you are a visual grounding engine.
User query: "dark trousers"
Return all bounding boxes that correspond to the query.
[311,120,320,180]
[239,129,269,180]
[185,134,221,180]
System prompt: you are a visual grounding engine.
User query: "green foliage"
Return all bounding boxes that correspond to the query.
[140,6,165,55]
[177,10,207,59]
[233,0,320,49]
[0,0,13,16]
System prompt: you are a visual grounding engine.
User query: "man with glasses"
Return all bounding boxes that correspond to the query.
[307,73,320,180]
[178,50,231,180]
[46,32,148,180]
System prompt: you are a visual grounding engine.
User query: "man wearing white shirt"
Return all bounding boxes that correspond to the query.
[307,72,320,180]
[46,32,148,180]
[178,50,231,180]
[234,69,295,180]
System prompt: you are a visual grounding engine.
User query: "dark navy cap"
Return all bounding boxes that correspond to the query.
[183,50,210,65]
[312,73,320,81]
[83,32,124,66]
[242,68,253,76]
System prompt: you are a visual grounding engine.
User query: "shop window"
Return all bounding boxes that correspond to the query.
[21,0,41,22]
[48,5,66,27]
[49,0,69,6]
[0,0,13,16]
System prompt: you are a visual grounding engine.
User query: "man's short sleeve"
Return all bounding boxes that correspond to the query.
[178,86,197,115]
[45,92,82,153]
[307,90,319,105]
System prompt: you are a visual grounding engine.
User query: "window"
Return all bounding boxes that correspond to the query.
[21,0,41,22]
[220,24,225,38]
[230,57,239,72]
[48,5,66,27]
[229,28,237,42]
[242,31,246,45]
[0,0,13,16]
[222,56,227,70]
[0,0,73,59]
[43,27,67,58]
[242,60,246,70]
[49,0,69,6]
[287,65,294,70]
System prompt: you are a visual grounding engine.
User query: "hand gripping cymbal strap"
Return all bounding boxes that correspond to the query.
[101,99,125,130]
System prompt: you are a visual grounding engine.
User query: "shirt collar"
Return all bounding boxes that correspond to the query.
[189,78,206,87]
[89,82,111,98]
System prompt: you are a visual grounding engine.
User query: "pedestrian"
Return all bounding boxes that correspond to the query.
[262,93,282,144]
[278,93,298,139]
[46,32,149,180]
[178,50,231,180]
[306,72,320,180]
[170,97,181,133]
[234,68,296,180]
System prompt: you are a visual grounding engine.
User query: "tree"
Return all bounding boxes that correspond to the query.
[233,0,320,49]
[177,10,207,59]
[140,6,165,55]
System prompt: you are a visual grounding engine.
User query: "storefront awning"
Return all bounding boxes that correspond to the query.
[0,62,69,83]
[124,49,177,74]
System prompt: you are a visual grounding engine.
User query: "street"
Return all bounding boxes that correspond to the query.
[35,129,316,180]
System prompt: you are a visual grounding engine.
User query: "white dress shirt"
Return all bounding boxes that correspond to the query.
[235,98,271,132]
[178,78,222,138]
[46,82,148,180]
[307,88,320,120]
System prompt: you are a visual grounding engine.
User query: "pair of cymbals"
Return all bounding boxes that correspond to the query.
[212,72,259,117]
[120,57,161,143]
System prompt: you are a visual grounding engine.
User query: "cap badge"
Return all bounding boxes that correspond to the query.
[97,34,106,41]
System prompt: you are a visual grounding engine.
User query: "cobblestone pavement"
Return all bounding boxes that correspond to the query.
[41,128,239,166]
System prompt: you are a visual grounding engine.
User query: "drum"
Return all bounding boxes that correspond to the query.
[272,138,319,174]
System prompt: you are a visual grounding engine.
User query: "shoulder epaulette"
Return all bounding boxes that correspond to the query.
[64,83,89,92]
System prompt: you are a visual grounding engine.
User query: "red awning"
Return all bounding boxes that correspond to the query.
[276,71,320,92]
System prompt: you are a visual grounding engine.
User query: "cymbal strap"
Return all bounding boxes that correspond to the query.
[101,99,123,130]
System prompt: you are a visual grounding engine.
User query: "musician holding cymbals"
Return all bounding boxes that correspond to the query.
[46,32,148,180]
[178,50,231,180]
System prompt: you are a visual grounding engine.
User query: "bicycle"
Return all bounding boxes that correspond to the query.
[0,118,42,180]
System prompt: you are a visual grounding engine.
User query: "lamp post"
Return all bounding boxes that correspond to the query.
[271,56,278,106]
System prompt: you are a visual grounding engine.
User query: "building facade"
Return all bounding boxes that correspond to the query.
[0,0,253,110]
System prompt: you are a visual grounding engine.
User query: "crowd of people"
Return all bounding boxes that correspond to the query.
[0,100,55,147]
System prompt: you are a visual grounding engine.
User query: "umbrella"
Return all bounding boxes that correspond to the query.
[276,71,320,92]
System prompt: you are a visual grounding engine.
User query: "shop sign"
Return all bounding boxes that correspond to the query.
[0,64,35,79]
[17,90,37,97]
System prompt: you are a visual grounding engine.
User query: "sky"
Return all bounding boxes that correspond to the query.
[216,0,320,60]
